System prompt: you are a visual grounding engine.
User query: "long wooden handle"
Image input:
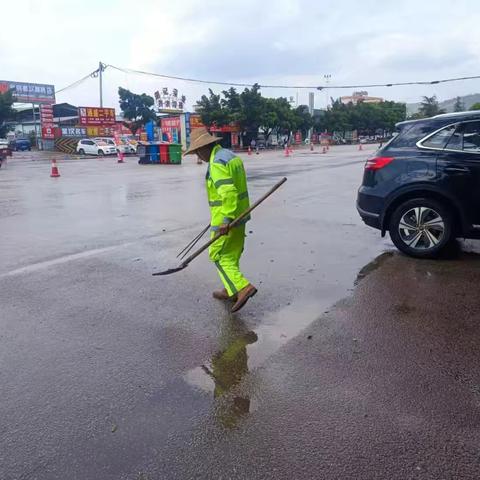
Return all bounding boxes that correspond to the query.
[180,177,287,267]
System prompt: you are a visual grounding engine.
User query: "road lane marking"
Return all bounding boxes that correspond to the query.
[0,245,127,278]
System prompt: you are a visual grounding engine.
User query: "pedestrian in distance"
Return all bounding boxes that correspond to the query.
[184,127,257,313]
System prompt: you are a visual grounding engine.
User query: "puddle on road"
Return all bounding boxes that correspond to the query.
[184,251,400,395]
[184,298,335,394]
[184,245,480,428]
[354,251,394,285]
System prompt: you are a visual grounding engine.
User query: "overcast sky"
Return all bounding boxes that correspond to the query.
[1,0,479,110]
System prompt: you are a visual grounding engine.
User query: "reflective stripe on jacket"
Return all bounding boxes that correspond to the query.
[207,145,250,229]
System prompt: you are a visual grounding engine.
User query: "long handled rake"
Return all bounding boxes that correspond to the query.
[153,177,287,276]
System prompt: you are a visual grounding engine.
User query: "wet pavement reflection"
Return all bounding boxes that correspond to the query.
[205,327,258,428]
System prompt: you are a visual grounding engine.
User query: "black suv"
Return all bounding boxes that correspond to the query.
[357,111,480,258]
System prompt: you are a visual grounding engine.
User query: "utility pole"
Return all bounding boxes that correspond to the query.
[99,61,104,107]
[324,74,331,109]
[32,103,38,148]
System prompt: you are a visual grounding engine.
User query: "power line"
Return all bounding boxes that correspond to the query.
[55,67,102,94]
[315,74,480,90]
[55,63,480,99]
[107,63,480,90]
[107,64,320,89]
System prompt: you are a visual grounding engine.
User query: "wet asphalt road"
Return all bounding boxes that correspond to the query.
[1,146,480,479]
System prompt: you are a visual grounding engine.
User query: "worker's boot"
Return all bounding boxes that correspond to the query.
[231,284,257,313]
[212,289,237,302]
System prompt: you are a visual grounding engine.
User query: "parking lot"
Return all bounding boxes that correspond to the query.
[2,145,480,479]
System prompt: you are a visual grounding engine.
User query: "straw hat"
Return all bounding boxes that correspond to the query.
[184,127,222,155]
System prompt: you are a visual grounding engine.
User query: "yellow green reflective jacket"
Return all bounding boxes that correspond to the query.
[206,145,250,230]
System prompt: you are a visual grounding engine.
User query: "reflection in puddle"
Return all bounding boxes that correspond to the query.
[246,300,333,368]
[184,250,443,427]
[185,320,258,428]
[355,251,394,285]
[184,299,334,428]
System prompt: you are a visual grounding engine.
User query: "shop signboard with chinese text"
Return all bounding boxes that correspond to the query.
[78,107,116,126]
[40,104,54,139]
[189,115,205,129]
[40,105,54,126]
[41,126,55,140]
[0,80,55,104]
[210,123,240,133]
[161,116,181,143]
[61,127,87,137]
[86,126,117,137]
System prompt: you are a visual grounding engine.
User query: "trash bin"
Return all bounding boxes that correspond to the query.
[168,144,182,164]
[160,144,169,164]
[137,144,149,164]
[148,144,159,163]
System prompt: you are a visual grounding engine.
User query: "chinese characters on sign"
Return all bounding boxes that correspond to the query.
[0,80,55,104]
[154,88,186,112]
[161,117,181,143]
[40,105,54,125]
[86,126,116,137]
[61,127,87,137]
[78,107,116,126]
[189,115,205,129]
[40,104,54,139]
[41,127,55,140]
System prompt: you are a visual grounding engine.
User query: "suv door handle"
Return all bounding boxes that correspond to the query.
[444,166,470,173]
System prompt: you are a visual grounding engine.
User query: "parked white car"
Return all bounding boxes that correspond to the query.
[94,137,136,154]
[120,136,138,153]
[76,139,117,156]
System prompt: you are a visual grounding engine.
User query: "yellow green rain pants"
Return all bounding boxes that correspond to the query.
[209,225,250,297]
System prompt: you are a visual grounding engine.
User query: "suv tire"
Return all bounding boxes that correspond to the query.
[78,148,85,155]
[98,150,105,156]
[389,198,453,259]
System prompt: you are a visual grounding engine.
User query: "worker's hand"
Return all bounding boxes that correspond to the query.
[218,223,230,235]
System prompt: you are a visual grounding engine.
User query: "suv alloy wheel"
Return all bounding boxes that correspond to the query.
[389,198,453,258]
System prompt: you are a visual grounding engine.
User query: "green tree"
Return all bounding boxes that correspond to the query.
[273,97,299,141]
[323,99,353,135]
[118,87,156,134]
[221,87,241,121]
[469,102,480,111]
[197,89,231,127]
[316,99,405,138]
[258,97,279,142]
[312,109,326,133]
[418,95,445,118]
[237,83,265,141]
[453,96,465,112]
[0,90,15,138]
[293,105,313,138]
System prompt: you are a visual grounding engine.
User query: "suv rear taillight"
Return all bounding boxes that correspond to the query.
[365,156,394,171]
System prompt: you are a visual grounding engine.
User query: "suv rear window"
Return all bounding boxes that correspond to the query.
[420,124,456,149]
[389,122,435,148]
[446,121,480,152]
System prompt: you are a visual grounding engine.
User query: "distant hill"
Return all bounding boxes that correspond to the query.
[406,93,480,115]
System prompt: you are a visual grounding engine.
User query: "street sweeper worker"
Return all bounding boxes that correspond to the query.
[185,127,257,313]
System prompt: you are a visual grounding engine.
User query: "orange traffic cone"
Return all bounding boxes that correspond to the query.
[358,143,363,151]
[117,151,125,163]
[248,146,252,156]
[50,159,60,177]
